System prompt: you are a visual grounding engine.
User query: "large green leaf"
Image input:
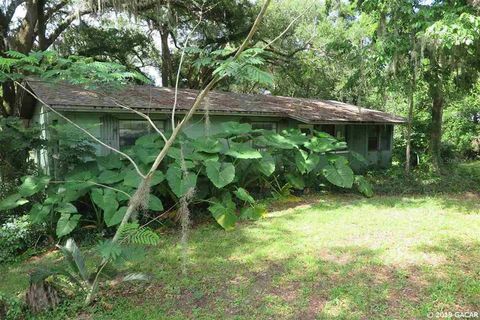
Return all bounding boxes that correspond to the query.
[256,132,297,149]
[240,204,266,220]
[148,195,164,211]
[191,138,222,153]
[225,142,262,159]
[132,145,158,165]
[256,151,275,176]
[97,153,123,170]
[105,206,127,227]
[205,161,235,188]
[208,193,237,230]
[61,188,89,203]
[123,169,142,188]
[234,187,255,204]
[295,149,320,174]
[56,203,78,214]
[65,163,98,181]
[92,188,119,214]
[354,176,374,197]
[286,173,305,190]
[0,193,28,211]
[98,169,125,184]
[322,157,354,188]
[18,175,50,197]
[29,204,52,223]
[219,121,252,136]
[282,129,309,145]
[166,165,197,197]
[304,136,337,153]
[56,213,81,237]
[123,169,164,188]
[135,133,164,149]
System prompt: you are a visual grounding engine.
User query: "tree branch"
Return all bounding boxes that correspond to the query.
[44,9,92,48]
[171,12,204,129]
[44,0,69,21]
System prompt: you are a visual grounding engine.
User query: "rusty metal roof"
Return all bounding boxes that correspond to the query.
[23,79,406,124]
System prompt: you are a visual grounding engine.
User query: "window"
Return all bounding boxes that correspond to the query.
[298,124,314,135]
[335,125,346,141]
[319,124,335,136]
[251,122,277,132]
[119,120,165,148]
[367,126,380,151]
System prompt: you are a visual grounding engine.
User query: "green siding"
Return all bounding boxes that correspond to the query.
[32,106,395,172]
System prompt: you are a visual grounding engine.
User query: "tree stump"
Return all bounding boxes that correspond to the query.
[25,281,60,314]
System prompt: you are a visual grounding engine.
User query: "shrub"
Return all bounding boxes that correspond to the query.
[0,215,43,263]
[0,117,44,224]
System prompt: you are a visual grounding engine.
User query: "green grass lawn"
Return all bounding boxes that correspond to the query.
[1,193,480,319]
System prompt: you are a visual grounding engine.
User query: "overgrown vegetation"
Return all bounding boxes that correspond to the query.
[0,124,372,239]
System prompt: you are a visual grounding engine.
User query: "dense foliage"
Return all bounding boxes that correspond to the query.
[0,123,371,238]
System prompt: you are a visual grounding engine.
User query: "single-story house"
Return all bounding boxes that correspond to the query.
[19,79,405,173]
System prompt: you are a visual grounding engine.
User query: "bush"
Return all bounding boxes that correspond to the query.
[0,215,43,263]
[0,117,44,224]
[366,162,480,195]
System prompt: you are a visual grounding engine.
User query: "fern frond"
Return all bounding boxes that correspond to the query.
[117,223,160,246]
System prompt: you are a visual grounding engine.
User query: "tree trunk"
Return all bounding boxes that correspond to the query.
[11,0,39,53]
[1,82,16,116]
[430,87,444,171]
[160,26,172,87]
[405,87,414,173]
[405,47,416,174]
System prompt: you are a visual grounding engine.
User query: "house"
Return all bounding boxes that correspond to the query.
[19,79,405,172]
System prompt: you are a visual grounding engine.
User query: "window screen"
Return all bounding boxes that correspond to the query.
[252,122,277,132]
[367,126,379,151]
[298,124,314,135]
[335,125,346,141]
[319,124,335,136]
[119,120,164,148]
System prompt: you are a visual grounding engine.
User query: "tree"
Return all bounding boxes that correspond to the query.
[0,0,93,117]
[419,2,480,169]
[56,22,161,78]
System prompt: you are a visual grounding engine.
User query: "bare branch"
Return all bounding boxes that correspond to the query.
[50,180,131,199]
[15,81,146,179]
[44,0,70,21]
[44,9,93,48]
[109,99,168,142]
[171,13,204,130]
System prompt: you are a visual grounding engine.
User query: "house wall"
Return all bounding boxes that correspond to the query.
[31,104,394,172]
[31,104,52,174]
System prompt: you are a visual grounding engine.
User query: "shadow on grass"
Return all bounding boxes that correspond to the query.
[8,193,480,319]
[96,228,480,320]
